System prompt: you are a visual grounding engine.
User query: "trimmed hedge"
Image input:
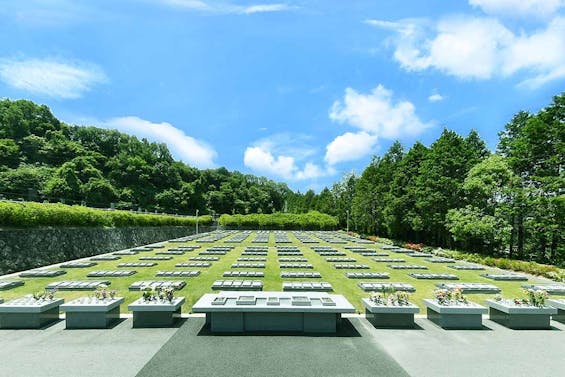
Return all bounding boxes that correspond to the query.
[429,248,565,282]
[219,211,338,230]
[0,201,212,228]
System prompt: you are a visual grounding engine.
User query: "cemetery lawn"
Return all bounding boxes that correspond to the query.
[0,231,551,313]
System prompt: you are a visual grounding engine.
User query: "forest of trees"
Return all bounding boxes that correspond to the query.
[1,94,562,265]
[288,93,563,266]
[0,99,292,216]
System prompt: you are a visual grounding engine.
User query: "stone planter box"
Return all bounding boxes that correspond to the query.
[485,300,557,329]
[547,299,565,324]
[0,297,64,329]
[362,298,419,328]
[423,299,487,329]
[60,297,124,329]
[128,297,185,328]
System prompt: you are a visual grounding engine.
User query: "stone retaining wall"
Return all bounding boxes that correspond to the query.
[0,225,213,275]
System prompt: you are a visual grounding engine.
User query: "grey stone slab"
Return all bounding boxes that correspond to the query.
[189,256,219,261]
[46,280,111,290]
[345,272,390,279]
[140,256,173,261]
[485,300,556,329]
[481,273,528,281]
[113,251,138,256]
[326,258,357,262]
[90,255,120,261]
[19,270,66,278]
[334,264,370,269]
[60,262,97,268]
[223,271,265,278]
[156,271,201,277]
[448,264,485,271]
[423,299,487,329]
[117,262,157,268]
[0,298,64,329]
[211,280,263,291]
[279,263,313,269]
[128,297,185,328]
[357,282,416,292]
[175,262,211,268]
[435,283,500,293]
[388,264,428,270]
[282,282,333,291]
[87,270,137,277]
[374,258,405,263]
[521,284,565,295]
[425,258,456,263]
[0,280,25,290]
[128,281,187,291]
[280,272,322,278]
[409,273,459,280]
[60,297,124,329]
[231,263,266,269]
[156,250,185,255]
[238,257,267,262]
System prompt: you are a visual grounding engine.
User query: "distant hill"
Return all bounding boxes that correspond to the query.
[0,99,291,215]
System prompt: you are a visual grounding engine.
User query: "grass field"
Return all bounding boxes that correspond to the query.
[0,231,552,313]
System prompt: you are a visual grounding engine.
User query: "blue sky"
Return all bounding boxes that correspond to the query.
[1,0,564,192]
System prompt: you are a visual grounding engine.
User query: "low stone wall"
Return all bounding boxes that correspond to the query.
[0,225,213,275]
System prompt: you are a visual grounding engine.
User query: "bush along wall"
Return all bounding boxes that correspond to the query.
[219,211,338,230]
[0,201,212,228]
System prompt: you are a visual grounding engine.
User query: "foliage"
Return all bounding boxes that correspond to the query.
[218,211,338,230]
[0,99,292,215]
[0,201,212,227]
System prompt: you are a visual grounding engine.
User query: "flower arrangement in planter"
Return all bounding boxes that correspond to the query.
[434,288,469,306]
[93,284,117,301]
[493,289,549,308]
[31,289,57,302]
[369,286,411,306]
[141,286,175,303]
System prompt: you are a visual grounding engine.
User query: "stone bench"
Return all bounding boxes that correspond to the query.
[362,298,420,328]
[60,297,124,329]
[156,271,200,277]
[0,297,64,329]
[212,280,263,291]
[128,281,187,291]
[357,282,416,292]
[87,270,137,277]
[423,299,487,329]
[128,297,185,328]
[282,282,333,292]
[193,292,355,333]
[345,272,389,279]
[485,299,557,329]
[46,281,110,291]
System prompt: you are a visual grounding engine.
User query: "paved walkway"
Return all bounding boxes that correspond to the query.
[0,315,563,377]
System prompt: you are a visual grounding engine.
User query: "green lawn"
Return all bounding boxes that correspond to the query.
[0,231,551,313]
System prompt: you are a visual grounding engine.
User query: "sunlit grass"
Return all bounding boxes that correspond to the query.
[0,231,549,313]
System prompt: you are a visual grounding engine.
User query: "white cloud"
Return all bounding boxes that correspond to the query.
[330,84,430,139]
[469,0,564,18]
[105,116,217,168]
[367,15,565,87]
[0,57,106,99]
[428,93,445,102]
[244,145,327,180]
[158,1,293,14]
[324,132,378,166]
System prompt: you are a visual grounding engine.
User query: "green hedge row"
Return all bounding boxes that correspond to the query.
[430,248,564,282]
[219,211,338,230]
[0,201,212,228]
